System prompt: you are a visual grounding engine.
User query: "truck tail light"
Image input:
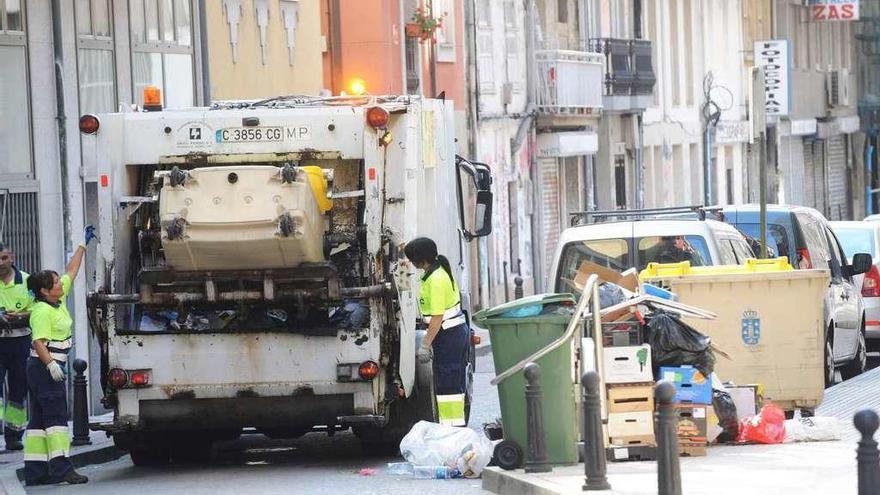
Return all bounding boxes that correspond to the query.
[366,107,389,129]
[797,248,812,269]
[108,368,128,389]
[863,265,880,298]
[358,361,379,380]
[79,114,100,134]
[129,370,151,387]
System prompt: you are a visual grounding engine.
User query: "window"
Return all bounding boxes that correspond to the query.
[682,0,693,105]
[669,0,680,106]
[736,223,792,261]
[76,0,116,114]
[476,0,494,93]
[504,0,523,91]
[824,227,845,280]
[557,0,568,23]
[130,0,195,108]
[555,239,630,292]
[730,239,755,263]
[0,0,32,177]
[614,157,626,208]
[834,227,877,261]
[795,214,830,270]
[637,235,710,271]
[434,0,455,63]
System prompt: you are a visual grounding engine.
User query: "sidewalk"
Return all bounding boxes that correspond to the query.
[482,364,880,495]
[483,440,855,495]
[0,416,122,495]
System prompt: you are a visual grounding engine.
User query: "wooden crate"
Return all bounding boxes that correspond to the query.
[608,434,656,447]
[607,383,654,413]
[607,411,654,438]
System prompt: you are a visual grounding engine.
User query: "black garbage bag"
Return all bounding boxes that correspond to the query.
[713,389,739,443]
[645,311,715,377]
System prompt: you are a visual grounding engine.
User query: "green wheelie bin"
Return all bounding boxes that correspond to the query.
[473,293,580,467]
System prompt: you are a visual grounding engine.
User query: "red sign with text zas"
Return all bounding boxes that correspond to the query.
[812,1,859,21]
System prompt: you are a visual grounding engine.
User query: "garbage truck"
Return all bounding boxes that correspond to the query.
[80,93,493,464]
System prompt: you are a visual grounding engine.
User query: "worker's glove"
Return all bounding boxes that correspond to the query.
[84,225,97,245]
[417,347,433,364]
[46,361,65,383]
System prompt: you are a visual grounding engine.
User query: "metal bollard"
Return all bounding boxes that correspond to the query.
[655,381,681,495]
[514,276,524,300]
[854,409,880,495]
[71,359,91,446]
[524,362,552,473]
[582,371,611,490]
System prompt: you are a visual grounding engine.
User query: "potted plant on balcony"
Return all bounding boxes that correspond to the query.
[406,2,444,43]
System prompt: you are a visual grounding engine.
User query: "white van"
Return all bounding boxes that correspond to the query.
[548,218,754,293]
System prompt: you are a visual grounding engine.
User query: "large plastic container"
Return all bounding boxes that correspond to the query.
[640,257,793,279]
[473,293,579,465]
[642,270,830,411]
[159,165,326,271]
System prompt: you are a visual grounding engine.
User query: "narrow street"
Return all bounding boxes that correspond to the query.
[25,351,501,495]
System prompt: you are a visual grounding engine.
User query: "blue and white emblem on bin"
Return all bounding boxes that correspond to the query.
[741,309,761,345]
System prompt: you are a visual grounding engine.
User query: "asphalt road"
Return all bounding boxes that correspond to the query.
[25,354,502,495]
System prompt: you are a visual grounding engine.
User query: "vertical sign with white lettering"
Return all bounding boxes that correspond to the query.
[754,40,791,117]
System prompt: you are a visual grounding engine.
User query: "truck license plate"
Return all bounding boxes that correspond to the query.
[215,127,284,143]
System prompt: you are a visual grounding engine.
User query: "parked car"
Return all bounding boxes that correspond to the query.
[549,215,755,295]
[830,221,880,351]
[721,205,873,385]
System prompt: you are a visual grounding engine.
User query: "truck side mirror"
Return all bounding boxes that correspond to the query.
[455,155,493,241]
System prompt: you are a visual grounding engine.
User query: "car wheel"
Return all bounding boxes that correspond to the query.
[824,336,836,388]
[842,328,867,380]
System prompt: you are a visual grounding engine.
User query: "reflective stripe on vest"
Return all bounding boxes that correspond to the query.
[424,303,466,330]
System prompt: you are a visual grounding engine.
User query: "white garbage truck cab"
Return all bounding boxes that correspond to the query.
[80,95,492,464]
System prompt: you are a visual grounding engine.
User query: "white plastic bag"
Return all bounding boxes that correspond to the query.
[399,421,494,478]
[783,417,841,443]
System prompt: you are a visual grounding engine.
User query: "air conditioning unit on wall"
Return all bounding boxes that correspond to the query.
[826,69,850,108]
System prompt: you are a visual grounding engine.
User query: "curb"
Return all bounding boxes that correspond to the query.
[481,467,562,495]
[476,342,492,357]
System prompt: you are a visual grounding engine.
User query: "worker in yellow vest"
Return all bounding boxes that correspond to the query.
[0,242,34,450]
[404,237,468,426]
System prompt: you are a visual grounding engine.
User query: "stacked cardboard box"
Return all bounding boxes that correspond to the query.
[660,365,712,456]
[603,344,655,459]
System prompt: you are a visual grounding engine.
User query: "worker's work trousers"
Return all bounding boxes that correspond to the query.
[23,358,72,484]
[0,335,30,442]
[432,323,469,395]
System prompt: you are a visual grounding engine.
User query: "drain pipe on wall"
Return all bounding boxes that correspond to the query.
[198,0,211,105]
[51,0,72,256]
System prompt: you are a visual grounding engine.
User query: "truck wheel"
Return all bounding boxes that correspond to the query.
[170,438,212,464]
[842,327,867,380]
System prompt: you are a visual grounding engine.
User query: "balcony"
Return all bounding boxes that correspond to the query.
[589,38,656,112]
[535,49,605,121]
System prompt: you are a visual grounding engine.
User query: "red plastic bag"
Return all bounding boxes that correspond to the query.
[737,404,786,444]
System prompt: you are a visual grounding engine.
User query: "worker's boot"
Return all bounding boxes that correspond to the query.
[4,438,22,451]
[62,470,88,484]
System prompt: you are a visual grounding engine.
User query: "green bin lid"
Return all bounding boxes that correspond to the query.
[473,292,576,322]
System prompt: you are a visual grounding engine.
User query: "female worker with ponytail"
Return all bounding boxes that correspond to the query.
[22,227,94,486]
[404,237,469,426]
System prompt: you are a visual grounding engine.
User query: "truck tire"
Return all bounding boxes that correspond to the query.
[128,442,171,466]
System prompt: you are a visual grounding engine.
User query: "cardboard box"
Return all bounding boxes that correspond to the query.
[660,365,712,405]
[603,345,653,384]
[678,443,707,457]
[607,411,654,438]
[607,383,654,413]
[727,385,761,419]
[606,445,657,462]
[675,405,708,444]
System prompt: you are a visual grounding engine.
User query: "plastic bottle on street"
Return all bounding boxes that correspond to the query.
[386,462,415,475]
[412,465,459,479]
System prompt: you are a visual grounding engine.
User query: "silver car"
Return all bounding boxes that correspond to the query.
[831,221,880,349]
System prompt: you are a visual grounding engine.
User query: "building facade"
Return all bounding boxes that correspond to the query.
[0,0,207,408]
[205,0,324,99]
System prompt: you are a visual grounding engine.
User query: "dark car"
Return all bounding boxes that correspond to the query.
[721,204,873,385]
